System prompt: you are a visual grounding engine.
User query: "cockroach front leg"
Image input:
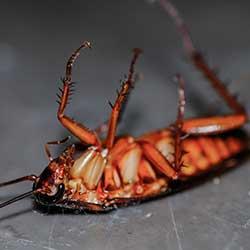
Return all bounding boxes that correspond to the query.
[57,81,100,147]
[57,42,101,148]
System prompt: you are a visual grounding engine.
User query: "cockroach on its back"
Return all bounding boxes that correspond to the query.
[0,0,249,212]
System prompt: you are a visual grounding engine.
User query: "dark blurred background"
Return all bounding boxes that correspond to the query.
[0,1,250,250]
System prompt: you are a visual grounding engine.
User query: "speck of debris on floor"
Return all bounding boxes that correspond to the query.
[145,213,152,218]
[213,177,221,185]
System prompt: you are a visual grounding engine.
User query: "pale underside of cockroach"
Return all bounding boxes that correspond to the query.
[0,0,249,212]
[34,129,248,213]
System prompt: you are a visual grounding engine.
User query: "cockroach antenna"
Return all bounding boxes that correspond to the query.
[0,175,38,208]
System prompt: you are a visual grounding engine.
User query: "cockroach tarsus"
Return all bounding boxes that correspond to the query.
[0,0,249,212]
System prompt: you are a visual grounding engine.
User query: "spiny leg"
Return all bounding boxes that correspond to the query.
[191,53,246,115]
[159,0,246,115]
[136,75,185,180]
[105,48,142,149]
[57,41,101,147]
[117,73,141,126]
[45,136,70,161]
[94,74,141,139]
[173,74,186,171]
[159,0,195,56]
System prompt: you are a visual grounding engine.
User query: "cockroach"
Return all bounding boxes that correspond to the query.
[0,0,249,212]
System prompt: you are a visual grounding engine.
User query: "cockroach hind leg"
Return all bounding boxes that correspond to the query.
[159,0,246,116]
[173,74,186,171]
[158,0,196,56]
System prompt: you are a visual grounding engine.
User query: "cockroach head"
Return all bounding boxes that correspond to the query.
[33,145,75,205]
[0,145,75,208]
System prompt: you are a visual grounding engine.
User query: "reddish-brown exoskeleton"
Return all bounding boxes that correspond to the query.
[0,0,248,212]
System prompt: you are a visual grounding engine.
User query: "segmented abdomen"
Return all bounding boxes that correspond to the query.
[140,128,248,179]
[180,130,248,178]
[67,129,248,205]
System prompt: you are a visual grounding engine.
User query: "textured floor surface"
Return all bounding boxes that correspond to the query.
[0,1,250,249]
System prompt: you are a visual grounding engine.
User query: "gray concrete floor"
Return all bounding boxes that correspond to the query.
[0,0,250,249]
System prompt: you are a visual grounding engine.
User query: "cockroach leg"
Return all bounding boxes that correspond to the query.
[138,140,178,179]
[182,114,247,135]
[95,74,142,140]
[173,74,186,171]
[45,136,71,161]
[159,0,246,114]
[57,41,101,148]
[159,0,247,135]
[191,52,246,115]
[116,73,142,126]
[105,48,142,149]
[159,0,195,56]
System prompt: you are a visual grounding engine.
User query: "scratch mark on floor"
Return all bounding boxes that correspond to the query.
[104,213,116,250]
[0,237,57,250]
[168,201,183,250]
[203,210,243,229]
[48,216,58,250]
